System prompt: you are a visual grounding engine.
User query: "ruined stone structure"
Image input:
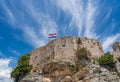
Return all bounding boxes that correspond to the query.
[108,42,120,73]
[30,36,104,70]
[113,42,120,51]
[108,42,120,60]
[19,37,120,82]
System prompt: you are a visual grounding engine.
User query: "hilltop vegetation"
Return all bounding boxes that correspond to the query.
[11,54,32,82]
[98,54,116,68]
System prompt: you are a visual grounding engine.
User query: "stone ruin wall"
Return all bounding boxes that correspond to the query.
[113,42,120,51]
[30,36,104,70]
[108,42,120,60]
[108,42,120,73]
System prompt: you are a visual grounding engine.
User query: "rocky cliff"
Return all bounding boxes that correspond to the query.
[19,37,120,82]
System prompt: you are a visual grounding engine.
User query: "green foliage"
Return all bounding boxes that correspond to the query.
[11,54,32,82]
[75,47,91,60]
[74,47,91,71]
[98,54,116,68]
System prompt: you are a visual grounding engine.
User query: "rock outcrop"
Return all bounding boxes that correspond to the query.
[19,37,120,82]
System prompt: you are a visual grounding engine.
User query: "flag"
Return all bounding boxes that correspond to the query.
[48,33,57,38]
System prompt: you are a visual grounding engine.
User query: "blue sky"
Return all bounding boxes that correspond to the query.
[0,0,120,82]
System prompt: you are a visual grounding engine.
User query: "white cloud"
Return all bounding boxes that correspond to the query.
[0,58,13,82]
[1,0,119,51]
[23,14,57,47]
[26,2,57,37]
[55,0,84,36]
[84,0,98,38]
[22,3,58,47]
[55,0,99,39]
[2,3,15,26]
[102,34,120,52]
[1,0,57,48]
[23,26,46,47]
[40,16,57,37]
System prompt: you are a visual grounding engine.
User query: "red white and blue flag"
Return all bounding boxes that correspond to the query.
[48,33,57,38]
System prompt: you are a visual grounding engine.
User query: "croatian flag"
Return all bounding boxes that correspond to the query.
[48,33,57,38]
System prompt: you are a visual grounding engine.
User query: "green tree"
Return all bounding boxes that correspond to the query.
[11,54,32,82]
[98,54,116,68]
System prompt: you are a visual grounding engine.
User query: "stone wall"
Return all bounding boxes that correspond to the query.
[107,42,120,73]
[108,42,120,60]
[113,42,120,51]
[30,36,104,72]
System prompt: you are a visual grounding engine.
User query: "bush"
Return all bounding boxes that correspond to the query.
[75,47,91,60]
[11,54,32,82]
[98,54,116,68]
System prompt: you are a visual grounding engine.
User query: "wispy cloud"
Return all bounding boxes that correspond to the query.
[26,2,57,37]
[55,0,99,38]
[55,0,84,36]
[1,0,57,48]
[23,26,46,47]
[84,0,98,38]
[1,0,120,51]
[54,0,120,51]
[1,2,16,26]
[102,34,120,52]
[0,58,13,82]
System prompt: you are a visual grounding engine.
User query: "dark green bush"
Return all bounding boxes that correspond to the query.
[11,54,32,82]
[98,54,116,68]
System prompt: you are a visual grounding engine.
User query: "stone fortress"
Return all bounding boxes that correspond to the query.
[30,36,104,70]
[20,36,120,82]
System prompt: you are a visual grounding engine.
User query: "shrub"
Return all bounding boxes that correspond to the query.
[98,54,116,68]
[75,47,91,61]
[11,54,32,82]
